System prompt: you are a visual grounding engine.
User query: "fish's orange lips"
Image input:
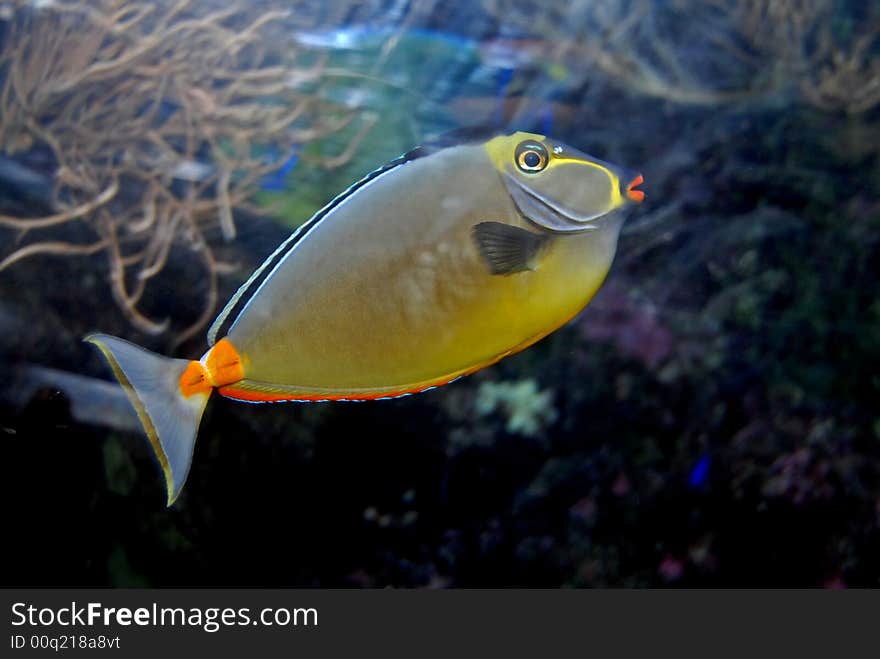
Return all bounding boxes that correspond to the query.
[626,174,645,203]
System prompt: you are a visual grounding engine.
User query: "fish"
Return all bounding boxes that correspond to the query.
[86,129,645,505]
[1,363,140,434]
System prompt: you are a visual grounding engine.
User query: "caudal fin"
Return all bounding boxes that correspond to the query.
[85,334,210,506]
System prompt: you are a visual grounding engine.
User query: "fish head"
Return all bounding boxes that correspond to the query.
[485,131,644,233]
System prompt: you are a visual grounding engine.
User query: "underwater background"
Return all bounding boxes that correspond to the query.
[1,0,878,587]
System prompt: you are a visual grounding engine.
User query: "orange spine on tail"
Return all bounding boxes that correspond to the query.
[179,338,245,398]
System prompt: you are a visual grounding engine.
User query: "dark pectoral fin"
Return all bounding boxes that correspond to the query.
[472,222,550,275]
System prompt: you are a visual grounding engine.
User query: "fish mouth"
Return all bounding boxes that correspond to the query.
[503,172,603,234]
[625,173,645,203]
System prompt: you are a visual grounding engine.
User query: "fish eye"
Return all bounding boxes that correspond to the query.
[515,141,548,173]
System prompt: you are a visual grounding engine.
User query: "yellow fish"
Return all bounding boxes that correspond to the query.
[87,130,644,504]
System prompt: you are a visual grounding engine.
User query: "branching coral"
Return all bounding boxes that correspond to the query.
[801,29,880,114]
[576,0,768,105]
[0,0,369,344]
[475,378,558,437]
[482,0,773,106]
[728,0,830,68]
[733,0,880,114]
[482,0,880,112]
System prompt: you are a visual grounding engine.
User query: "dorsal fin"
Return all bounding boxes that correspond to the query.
[207,153,410,346]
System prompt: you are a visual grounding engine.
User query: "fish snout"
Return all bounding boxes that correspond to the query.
[623,172,645,204]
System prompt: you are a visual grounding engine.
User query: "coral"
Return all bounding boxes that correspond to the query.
[737,0,880,114]
[577,282,674,369]
[801,30,880,114]
[475,378,558,437]
[482,0,880,113]
[0,0,367,343]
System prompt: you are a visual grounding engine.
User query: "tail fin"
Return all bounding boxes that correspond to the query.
[85,334,211,506]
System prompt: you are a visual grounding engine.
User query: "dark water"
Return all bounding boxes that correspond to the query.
[1,0,879,587]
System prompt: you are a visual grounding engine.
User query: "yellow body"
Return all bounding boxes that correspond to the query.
[218,134,626,400]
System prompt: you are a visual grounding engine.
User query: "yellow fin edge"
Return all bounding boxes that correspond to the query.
[84,336,176,506]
